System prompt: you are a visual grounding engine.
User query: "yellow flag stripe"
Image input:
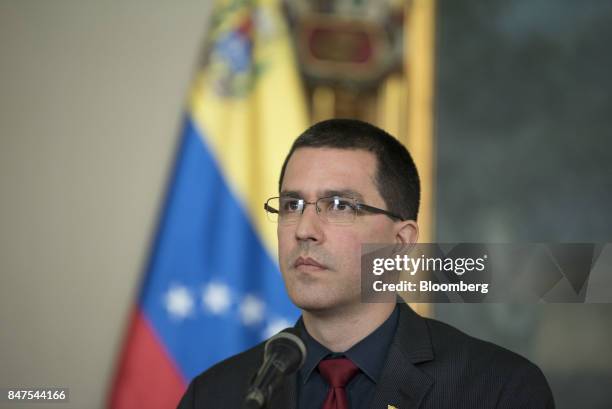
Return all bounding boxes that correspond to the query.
[189,0,308,259]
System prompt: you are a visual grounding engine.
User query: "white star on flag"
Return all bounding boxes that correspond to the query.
[239,295,265,326]
[164,285,194,320]
[202,282,232,315]
[262,318,292,339]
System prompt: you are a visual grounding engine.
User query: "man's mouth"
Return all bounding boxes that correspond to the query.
[294,256,327,271]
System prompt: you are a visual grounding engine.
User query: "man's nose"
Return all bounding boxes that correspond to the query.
[295,203,323,242]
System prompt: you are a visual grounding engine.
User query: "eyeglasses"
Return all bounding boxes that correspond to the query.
[264,196,405,224]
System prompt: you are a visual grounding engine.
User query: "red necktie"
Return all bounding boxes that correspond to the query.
[318,357,359,409]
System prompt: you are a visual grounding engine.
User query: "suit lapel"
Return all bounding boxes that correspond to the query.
[368,304,435,409]
[368,340,433,409]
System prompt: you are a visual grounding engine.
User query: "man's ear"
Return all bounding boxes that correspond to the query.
[395,220,419,245]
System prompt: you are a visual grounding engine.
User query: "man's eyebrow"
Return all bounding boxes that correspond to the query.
[279,189,365,201]
[323,189,365,201]
[279,191,302,198]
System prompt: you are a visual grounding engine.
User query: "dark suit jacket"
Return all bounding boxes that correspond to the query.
[177,304,555,409]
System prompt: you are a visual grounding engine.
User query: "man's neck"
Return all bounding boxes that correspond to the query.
[301,302,396,352]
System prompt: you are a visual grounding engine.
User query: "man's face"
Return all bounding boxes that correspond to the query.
[278,147,399,313]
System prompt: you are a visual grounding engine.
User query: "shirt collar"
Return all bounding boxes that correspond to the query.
[296,305,399,384]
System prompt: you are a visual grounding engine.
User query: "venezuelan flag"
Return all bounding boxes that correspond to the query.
[109,0,307,407]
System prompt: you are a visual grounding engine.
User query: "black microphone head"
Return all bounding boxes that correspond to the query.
[264,327,307,374]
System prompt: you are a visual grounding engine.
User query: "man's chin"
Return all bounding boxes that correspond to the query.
[289,293,334,312]
[290,293,359,315]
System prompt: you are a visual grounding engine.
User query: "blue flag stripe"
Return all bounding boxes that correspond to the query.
[140,116,298,380]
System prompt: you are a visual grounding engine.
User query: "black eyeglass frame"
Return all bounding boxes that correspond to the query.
[263,196,405,223]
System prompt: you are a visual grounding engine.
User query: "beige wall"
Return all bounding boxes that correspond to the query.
[0,2,212,408]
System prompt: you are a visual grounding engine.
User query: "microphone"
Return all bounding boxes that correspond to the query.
[242,328,307,409]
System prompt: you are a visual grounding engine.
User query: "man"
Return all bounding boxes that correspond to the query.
[178,119,555,408]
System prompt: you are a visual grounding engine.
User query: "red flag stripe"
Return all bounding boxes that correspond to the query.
[109,309,186,409]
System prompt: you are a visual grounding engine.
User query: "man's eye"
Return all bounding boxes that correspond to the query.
[329,198,355,213]
[281,200,301,212]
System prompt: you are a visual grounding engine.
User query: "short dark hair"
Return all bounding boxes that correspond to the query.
[279,118,420,221]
